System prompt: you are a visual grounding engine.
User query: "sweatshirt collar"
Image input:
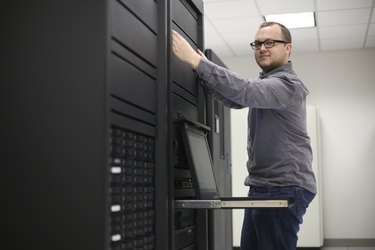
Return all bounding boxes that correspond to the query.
[259,61,293,79]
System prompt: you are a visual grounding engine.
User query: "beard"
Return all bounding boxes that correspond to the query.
[256,56,279,73]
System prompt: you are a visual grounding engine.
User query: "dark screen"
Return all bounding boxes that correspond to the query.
[185,128,218,194]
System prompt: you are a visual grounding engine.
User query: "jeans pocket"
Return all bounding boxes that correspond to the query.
[296,187,316,218]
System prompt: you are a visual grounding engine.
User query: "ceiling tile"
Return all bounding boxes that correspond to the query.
[317,9,371,26]
[204,33,223,47]
[204,17,236,56]
[222,32,253,47]
[319,24,368,39]
[204,0,259,19]
[320,37,364,50]
[202,0,375,55]
[316,0,373,11]
[290,27,318,41]
[204,23,225,44]
[231,43,254,57]
[204,16,217,35]
[204,30,235,57]
[292,39,319,52]
[206,44,235,58]
[211,16,263,35]
[221,32,255,56]
[256,0,315,15]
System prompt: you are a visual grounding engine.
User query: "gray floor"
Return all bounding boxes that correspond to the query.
[322,248,375,250]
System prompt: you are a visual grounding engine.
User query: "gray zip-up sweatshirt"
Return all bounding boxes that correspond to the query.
[195,57,317,194]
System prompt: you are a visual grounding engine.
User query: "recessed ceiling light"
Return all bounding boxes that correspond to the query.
[264,12,316,29]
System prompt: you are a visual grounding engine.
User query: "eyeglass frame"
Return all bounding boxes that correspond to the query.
[250,39,289,50]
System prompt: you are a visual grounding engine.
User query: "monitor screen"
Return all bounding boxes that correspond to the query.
[185,127,218,198]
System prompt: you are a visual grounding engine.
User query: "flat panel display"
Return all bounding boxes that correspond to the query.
[182,123,219,199]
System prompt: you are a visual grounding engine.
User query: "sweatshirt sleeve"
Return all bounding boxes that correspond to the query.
[195,57,297,109]
[203,82,246,109]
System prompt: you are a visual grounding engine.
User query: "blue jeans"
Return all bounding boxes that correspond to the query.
[240,186,315,250]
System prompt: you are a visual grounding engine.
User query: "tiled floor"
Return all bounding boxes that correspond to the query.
[322,248,375,250]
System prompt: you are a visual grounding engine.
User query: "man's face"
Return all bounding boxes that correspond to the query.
[253,25,291,73]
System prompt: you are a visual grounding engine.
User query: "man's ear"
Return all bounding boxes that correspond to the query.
[286,43,292,57]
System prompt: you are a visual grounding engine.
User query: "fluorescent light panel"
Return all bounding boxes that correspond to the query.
[264,12,315,29]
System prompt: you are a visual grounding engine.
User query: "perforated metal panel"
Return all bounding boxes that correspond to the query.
[109,126,156,250]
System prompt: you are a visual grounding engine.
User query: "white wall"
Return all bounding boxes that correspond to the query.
[223,48,375,240]
[230,107,249,246]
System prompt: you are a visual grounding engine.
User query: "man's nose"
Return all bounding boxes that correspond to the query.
[260,43,268,50]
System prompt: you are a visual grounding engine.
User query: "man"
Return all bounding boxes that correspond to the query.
[171,22,316,250]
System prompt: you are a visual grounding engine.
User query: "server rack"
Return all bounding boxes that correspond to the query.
[205,49,233,250]
[3,1,111,250]
[170,1,208,250]
[3,1,163,249]
[2,1,231,249]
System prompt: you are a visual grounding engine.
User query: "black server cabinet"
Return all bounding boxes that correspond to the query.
[2,1,167,250]
[2,1,229,250]
[205,49,233,250]
[169,1,207,250]
[108,1,161,249]
[3,2,110,250]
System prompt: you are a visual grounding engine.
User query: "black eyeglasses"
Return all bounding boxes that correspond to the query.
[250,39,288,50]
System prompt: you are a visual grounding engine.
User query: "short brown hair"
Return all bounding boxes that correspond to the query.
[259,22,292,43]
